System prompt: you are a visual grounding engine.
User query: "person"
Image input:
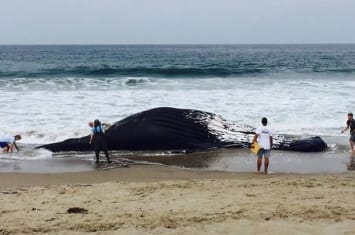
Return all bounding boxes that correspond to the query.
[89,119,111,164]
[0,135,21,153]
[252,117,273,174]
[341,112,355,154]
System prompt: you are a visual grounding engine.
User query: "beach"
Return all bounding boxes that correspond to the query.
[1,165,354,235]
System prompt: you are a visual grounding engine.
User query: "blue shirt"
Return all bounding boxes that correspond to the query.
[92,125,105,134]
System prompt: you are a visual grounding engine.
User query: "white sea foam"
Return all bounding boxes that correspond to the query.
[0,76,353,146]
[0,147,52,160]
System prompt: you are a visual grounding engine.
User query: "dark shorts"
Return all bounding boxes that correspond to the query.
[350,134,355,142]
[0,142,9,148]
[257,149,271,158]
[93,135,108,151]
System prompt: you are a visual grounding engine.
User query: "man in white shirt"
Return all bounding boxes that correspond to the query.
[252,117,273,174]
[0,135,21,153]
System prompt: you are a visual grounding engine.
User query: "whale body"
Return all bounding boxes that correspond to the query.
[37,107,327,152]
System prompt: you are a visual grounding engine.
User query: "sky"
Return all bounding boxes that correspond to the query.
[0,0,355,44]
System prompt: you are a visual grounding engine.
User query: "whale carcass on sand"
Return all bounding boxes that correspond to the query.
[36,107,327,152]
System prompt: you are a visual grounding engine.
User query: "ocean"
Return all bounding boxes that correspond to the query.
[0,44,355,173]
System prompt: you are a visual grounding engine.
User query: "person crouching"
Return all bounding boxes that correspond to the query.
[0,135,21,153]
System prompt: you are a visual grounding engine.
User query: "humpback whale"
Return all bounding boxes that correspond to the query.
[37,107,327,152]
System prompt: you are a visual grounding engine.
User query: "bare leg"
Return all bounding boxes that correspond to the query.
[9,144,14,153]
[3,145,10,153]
[264,157,269,174]
[349,140,355,154]
[257,157,262,173]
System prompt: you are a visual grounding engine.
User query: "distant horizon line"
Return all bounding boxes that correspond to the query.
[1,43,355,46]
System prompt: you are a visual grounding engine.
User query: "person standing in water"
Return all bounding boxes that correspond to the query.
[89,120,111,164]
[341,112,355,154]
[252,117,273,174]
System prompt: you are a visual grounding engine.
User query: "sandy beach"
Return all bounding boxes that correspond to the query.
[1,165,354,235]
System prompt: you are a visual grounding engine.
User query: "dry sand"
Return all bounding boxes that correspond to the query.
[1,165,355,235]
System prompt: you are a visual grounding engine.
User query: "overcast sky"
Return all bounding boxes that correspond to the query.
[0,0,354,44]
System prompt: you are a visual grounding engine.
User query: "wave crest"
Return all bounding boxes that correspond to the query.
[0,65,268,78]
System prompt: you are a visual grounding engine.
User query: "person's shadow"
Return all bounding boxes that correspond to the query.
[347,155,355,171]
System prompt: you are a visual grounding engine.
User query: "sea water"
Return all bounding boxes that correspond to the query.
[0,45,354,172]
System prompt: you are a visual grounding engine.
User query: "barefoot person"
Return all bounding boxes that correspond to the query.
[0,135,21,153]
[89,120,111,165]
[252,117,273,174]
[341,112,355,154]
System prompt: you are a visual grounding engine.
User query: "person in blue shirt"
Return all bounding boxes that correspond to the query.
[89,120,111,164]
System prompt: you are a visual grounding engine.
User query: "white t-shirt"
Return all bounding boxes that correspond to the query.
[0,136,15,143]
[256,126,273,150]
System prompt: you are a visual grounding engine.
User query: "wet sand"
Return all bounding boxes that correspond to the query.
[1,137,354,174]
[0,158,94,174]
[1,165,355,234]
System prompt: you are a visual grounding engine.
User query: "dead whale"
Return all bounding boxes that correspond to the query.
[36,107,327,152]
